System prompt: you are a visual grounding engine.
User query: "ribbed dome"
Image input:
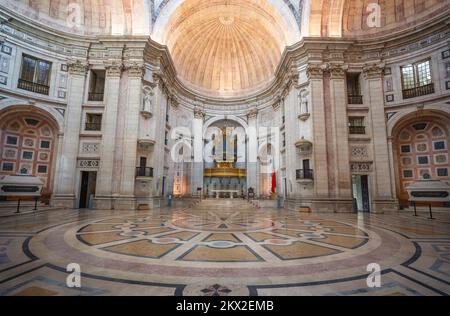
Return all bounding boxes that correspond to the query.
[159,0,295,98]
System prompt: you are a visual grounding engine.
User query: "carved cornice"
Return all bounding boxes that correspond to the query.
[171,96,180,109]
[363,63,385,79]
[68,60,88,76]
[272,95,282,110]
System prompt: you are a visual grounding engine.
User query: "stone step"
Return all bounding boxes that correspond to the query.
[194,199,256,210]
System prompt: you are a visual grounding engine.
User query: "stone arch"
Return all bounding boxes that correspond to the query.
[387,107,450,139]
[0,103,63,200]
[203,115,249,136]
[0,101,64,134]
[389,109,450,206]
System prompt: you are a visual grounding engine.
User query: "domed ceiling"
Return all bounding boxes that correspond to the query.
[153,0,300,98]
[2,0,448,98]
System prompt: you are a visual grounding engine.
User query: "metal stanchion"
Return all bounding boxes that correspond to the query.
[413,201,417,217]
[34,197,38,211]
[16,199,20,214]
[428,204,434,220]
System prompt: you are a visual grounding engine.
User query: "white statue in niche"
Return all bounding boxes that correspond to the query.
[298,89,310,121]
[142,86,154,113]
[299,90,309,114]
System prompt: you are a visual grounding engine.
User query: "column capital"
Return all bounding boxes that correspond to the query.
[247,108,258,119]
[307,63,327,80]
[329,64,348,79]
[124,61,145,78]
[193,106,205,120]
[68,59,88,76]
[363,63,385,79]
[104,60,123,78]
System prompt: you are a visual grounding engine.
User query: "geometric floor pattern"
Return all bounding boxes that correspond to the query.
[0,200,449,296]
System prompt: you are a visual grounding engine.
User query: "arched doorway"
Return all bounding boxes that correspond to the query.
[0,111,58,203]
[393,114,450,206]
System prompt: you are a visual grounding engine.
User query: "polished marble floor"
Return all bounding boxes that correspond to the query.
[0,199,449,296]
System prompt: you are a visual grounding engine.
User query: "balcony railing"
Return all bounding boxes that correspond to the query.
[296,169,314,180]
[136,167,154,178]
[18,79,49,95]
[85,123,102,131]
[348,95,363,104]
[88,92,104,102]
[402,83,435,99]
[349,126,366,135]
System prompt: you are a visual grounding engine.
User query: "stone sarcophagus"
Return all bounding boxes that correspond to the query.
[0,175,44,198]
[405,180,450,203]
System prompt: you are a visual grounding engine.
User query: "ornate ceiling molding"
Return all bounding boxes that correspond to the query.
[151,0,303,32]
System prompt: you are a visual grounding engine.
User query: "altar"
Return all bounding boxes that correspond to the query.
[203,124,247,199]
[211,190,241,199]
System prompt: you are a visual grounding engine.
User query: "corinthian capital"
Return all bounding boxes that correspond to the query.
[68,60,88,76]
[363,63,385,79]
[124,61,145,78]
[307,63,327,80]
[329,64,348,79]
[194,106,205,120]
[104,60,123,78]
[247,108,258,119]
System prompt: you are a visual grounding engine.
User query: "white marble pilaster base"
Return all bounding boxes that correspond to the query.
[51,195,76,209]
[371,200,399,214]
[284,198,354,213]
[93,197,114,210]
[113,197,137,211]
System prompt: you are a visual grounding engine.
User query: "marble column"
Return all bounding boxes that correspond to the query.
[328,64,352,207]
[94,61,122,209]
[284,80,299,200]
[52,60,88,208]
[307,64,329,198]
[247,109,258,194]
[364,64,397,212]
[152,81,168,199]
[192,106,205,195]
[116,61,144,210]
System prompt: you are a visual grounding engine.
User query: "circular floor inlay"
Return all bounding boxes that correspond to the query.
[28,208,414,286]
